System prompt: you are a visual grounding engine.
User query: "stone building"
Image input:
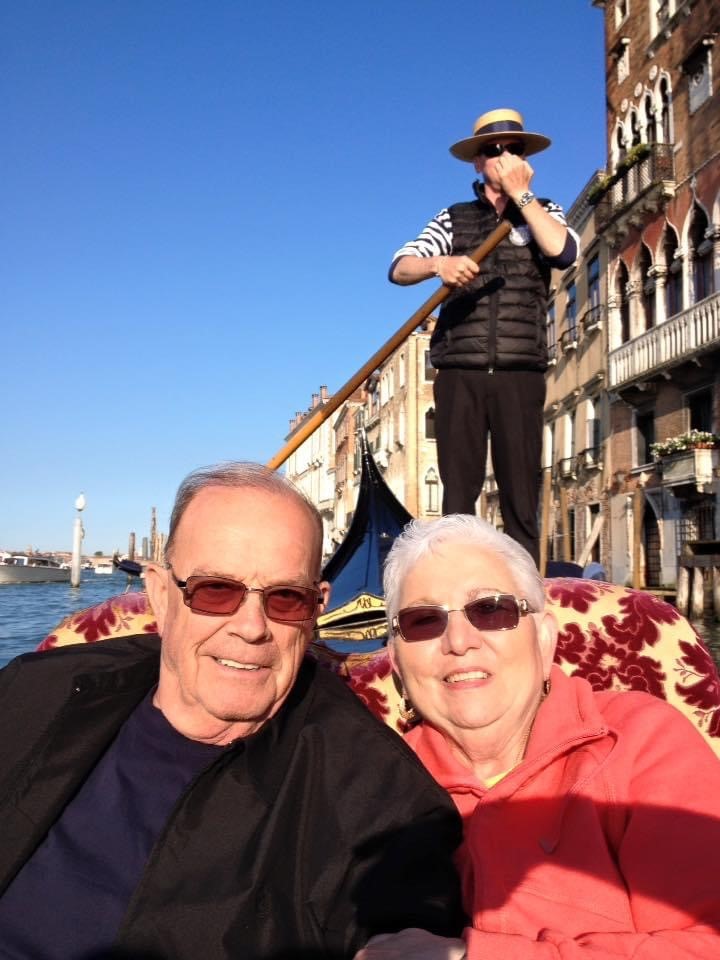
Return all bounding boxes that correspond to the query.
[592,0,719,588]
[284,321,441,562]
[543,178,611,572]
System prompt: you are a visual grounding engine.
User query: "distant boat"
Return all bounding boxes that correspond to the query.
[0,555,71,585]
[94,562,115,575]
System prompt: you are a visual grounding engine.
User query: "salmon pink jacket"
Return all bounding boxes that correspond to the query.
[406,664,720,959]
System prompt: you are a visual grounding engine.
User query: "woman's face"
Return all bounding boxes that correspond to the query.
[389,541,556,748]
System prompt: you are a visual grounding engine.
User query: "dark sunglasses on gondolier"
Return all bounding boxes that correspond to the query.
[392,593,531,643]
[169,568,322,622]
[477,142,525,159]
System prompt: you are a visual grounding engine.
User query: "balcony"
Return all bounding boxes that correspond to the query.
[592,143,675,241]
[659,448,719,494]
[578,446,603,471]
[558,457,577,480]
[560,327,578,354]
[580,304,604,336]
[608,290,720,388]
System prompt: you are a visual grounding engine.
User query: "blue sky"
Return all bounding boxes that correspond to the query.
[3,1,607,555]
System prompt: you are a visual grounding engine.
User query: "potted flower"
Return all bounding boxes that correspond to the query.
[650,430,720,459]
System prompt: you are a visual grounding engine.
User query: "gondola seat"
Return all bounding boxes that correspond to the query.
[38,579,720,757]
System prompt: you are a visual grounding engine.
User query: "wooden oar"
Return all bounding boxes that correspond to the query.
[267,219,512,470]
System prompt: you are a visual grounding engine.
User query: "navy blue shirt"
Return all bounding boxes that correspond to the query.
[0,690,223,959]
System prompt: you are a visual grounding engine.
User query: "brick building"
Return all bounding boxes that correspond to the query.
[592,0,719,587]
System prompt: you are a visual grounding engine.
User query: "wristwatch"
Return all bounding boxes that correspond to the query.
[516,191,536,209]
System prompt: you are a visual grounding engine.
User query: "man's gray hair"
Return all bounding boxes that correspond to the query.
[383,514,545,626]
[165,462,324,573]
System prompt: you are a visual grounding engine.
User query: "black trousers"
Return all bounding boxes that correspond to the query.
[434,368,545,565]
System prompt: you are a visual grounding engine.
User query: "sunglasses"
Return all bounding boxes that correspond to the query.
[392,593,531,643]
[478,142,525,159]
[170,569,322,622]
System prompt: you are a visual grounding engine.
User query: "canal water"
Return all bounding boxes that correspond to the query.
[1,575,719,672]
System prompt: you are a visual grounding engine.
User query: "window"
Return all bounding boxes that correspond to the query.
[684,42,713,114]
[565,282,577,340]
[547,303,557,362]
[635,410,655,466]
[689,389,713,433]
[639,244,655,330]
[663,227,682,318]
[424,350,436,382]
[587,256,601,309]
[617,260,630,343]
[644,93,657,143]
[425,407,436,440]
[398,353,405,388]
[690,204,714,303]
[425,468,439,513]
[659,76,672,143]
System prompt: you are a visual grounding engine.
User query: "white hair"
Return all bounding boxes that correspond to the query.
[383,514,545,628]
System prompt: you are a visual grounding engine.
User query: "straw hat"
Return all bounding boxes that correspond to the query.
[449,108,551,162]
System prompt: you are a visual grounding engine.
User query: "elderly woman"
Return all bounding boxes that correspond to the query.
[357,515,720,960]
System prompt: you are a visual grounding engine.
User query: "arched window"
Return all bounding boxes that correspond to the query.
[663,226,682,317]
[644,93,656,143]
[617,260,630,343]
[425,468,439,514]
[425,407,436,440]
[690,204,713,303]
[630,110,641,146]
[659,76,672,143]
[639,244,655,330]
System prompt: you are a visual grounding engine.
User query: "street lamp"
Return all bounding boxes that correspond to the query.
[71,493,86,587]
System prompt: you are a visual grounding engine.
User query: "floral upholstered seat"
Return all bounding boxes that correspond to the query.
[39,580,720,757]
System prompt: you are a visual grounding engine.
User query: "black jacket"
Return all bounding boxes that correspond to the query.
[430,184,552,372]
[0,636,465,959]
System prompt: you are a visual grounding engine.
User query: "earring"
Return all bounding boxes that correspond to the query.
[542,677,552,698]
[399,692,419,726]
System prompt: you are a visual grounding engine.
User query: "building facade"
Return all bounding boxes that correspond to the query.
[593,0,720,587]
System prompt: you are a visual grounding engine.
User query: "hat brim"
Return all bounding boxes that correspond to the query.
[449,131,551,162]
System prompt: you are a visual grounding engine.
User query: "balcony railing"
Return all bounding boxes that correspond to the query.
[608,290,720,388]
[593,143,675,232]
[580,304,604,336]
[560,327,578,353]
[558,457,577,480]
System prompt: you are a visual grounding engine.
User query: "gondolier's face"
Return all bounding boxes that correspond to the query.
[473,138,525,189]
[146,486,329,744]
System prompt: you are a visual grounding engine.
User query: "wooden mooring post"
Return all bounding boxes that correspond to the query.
[675,541,720,620]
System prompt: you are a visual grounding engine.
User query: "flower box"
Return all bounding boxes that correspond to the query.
[660,448,719,489]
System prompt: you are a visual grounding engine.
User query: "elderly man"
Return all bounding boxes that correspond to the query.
[0,463,464,959]
[390,108,578,563]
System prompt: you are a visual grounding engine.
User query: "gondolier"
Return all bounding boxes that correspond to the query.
[389,108,578,563]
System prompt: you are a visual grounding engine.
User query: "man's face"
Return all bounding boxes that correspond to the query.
[146,485,329,744]
[473,137,525,190]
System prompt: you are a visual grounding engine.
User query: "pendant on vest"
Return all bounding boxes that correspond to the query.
[509,224,532,246]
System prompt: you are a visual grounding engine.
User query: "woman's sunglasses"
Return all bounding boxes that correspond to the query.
[170,569,322,622]
[478,142,525,159]
[392,593,531,643]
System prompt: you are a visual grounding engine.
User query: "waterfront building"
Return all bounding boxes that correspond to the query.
[284,322,441,561]
[591,0,719,589]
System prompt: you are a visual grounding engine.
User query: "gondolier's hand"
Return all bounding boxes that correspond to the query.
[496,153,534,200]
[354,929,466,960]
[433,255,479,287]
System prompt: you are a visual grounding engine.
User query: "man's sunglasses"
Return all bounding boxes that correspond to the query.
[478,142,525,159]
[392,594,531,643]
[170,569,322,622]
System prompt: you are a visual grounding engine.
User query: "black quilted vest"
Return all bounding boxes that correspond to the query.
[430,184,551,371]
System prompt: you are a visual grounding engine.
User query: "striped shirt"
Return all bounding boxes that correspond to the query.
[391,198,578,270]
